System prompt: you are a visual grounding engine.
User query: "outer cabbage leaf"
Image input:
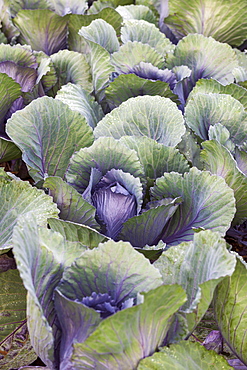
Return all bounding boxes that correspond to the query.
[79,38,114,102]
[44,176,99,229]
[151,167,236,245]
[0,169,58,250]
[51,50,93,94]
[34,51,57,93]
[48,0,88,16]
[0,73,21,137]
[111,41,165,74]
[87,0,133,14]
[235,148,247,176]
[55,83,104,129]
[48,218,109,249]
[154,230,236,340]
[66,137,144,193]
[68,8,123,53]
[185,93,247,146]
[6,96,94,182]
[214,256,247,366]
[0,270,37,369]
[94,95,185,147]
[7,0,50,16]
[0,1,19,43]
[0,43,37,68]
[189,79,247,111]
[57,239,163,303]
[12,214,65,369]
[164,0,247,47]
[54,290,101,370]
[120,136,190,180]
[71,284,186,370]
[166,34,239,87]
[0,320,37,370]
[176,129,202,169]
[128,62,178,89]
[201,140,247,225]
[0,61,37,93]
[121,19,174,55]
[13,9,67,55]
[105,73,179,109]
[137,340,233,369]
[0,138,21,162]
[78,19,119,53]
[119,197,182,248]
[116,4,157,24]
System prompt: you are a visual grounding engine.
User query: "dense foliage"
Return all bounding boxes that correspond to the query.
[0,0,247,369]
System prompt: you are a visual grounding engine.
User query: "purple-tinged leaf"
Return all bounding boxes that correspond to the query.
[0,61,37,92]
[151,167,236,246]
[214,256,247,366]
[201,140,247,225]
[6,96,94,182]
[54,290,101,370]
[13,9,68,56]
[119,197,182,248]
[71,284,186,370]
[66,137,144,193]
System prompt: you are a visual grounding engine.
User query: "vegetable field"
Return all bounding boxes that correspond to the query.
[0,0,247,369]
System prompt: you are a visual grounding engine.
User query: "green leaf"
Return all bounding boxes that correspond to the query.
[120,136,190,179]
[13,9,67,55]
[189,78,247,111]
[81,39,114,101]
[58,239,163,301]
[201,140,247,225]
[0,43,37,68]
[94,95,185,146]
[78,19,119,53]
[44,176,99,229]
[0,137,21,163]
[0,269,36,369]
[116,4,157,24]
[214,256,247,366]
[12,213,65,368]
[66,137,144,193]
[71,284,186,369]
[0,320,37,370]
[151,167,236,245]
[185,93,247,146]
[55,83,104,129]
[137,340,233,369]
[34,51,57,93]
[48,0,88,16]
[0,169,58,250]
[154,230,236,340]
[0,73,21,135]
[166,34,239,86]
[111,41,165,74]
[6,96,94,182]
[121,19,174,55]
[51,50,93,93]
[88,0,133,13]
[105,73,179,109]
[164,0,247,47]
[48,218,108,249]
[0,269,26,342]
[68,8,123,53]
